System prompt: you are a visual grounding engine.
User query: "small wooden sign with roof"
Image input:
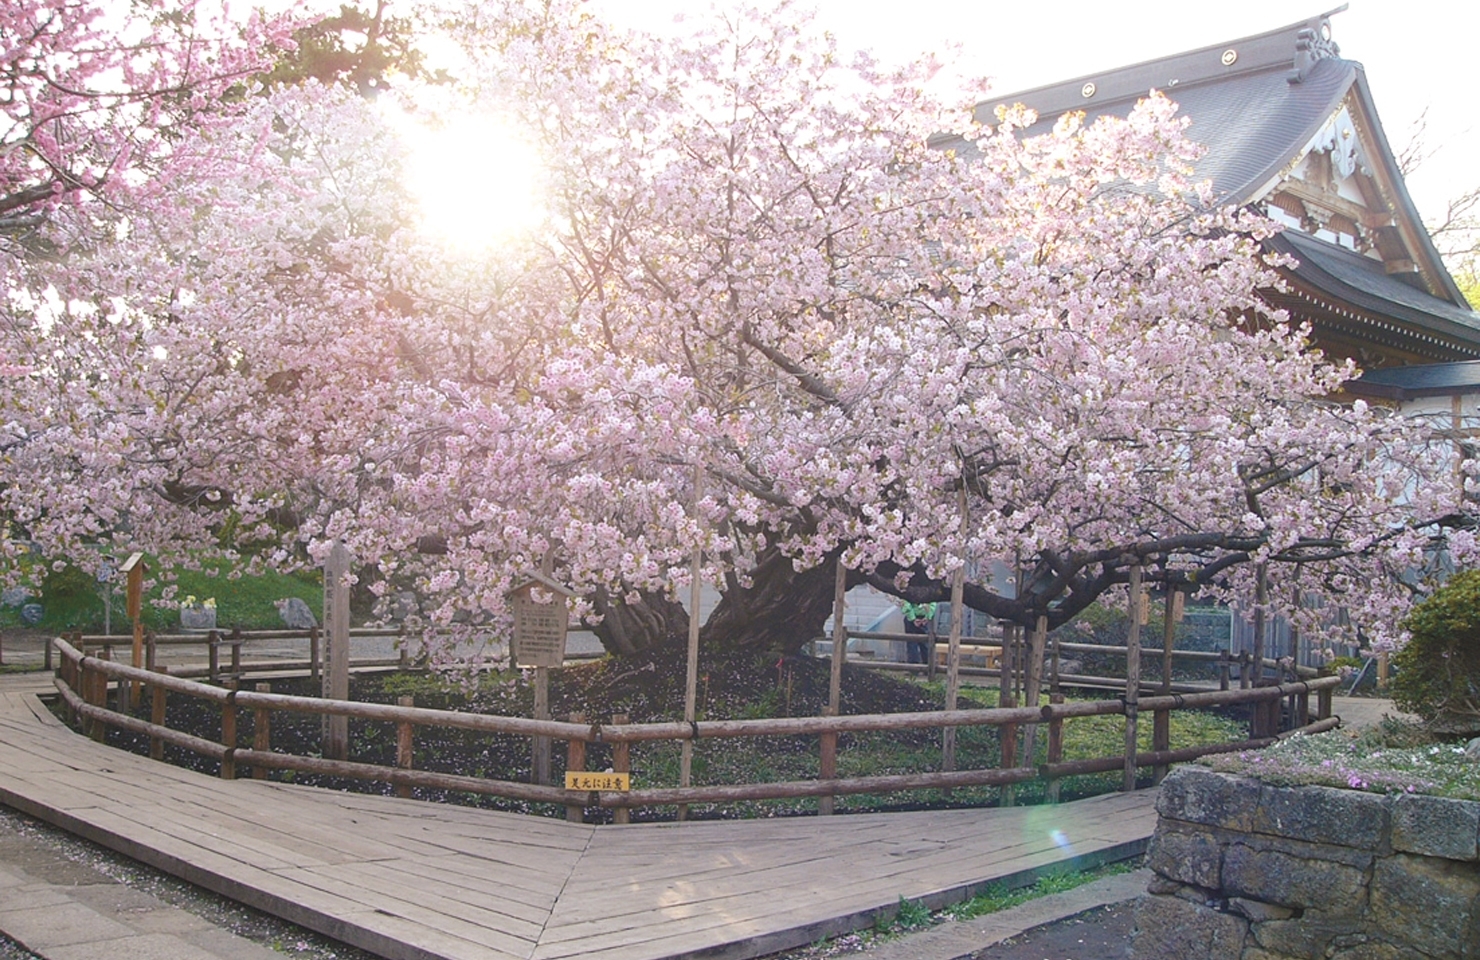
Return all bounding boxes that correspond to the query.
[508,572,577,668]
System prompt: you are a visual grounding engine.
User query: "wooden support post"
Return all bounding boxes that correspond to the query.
[85,651,99,736]
[208,629,221,684]
[145,631,156,672]
[124,554,145,710]
[1249,563,1267,690]
[1046,692,1065,804]
[926,619,938,683]
[395,695,414,799]
[1021,615,1048,767]
[92,647,111,742]
[998,623,1014,705]
[221,683,237,780]
[58,648,74,722]
[150,666,168,761]
[819,707,838,816]
[612,714,631,825]
[1123,565,1143,793]
[828,559,847,716]
[1152,707,1171,785]
[230,626,242,677]
[999,693,1017,808]
[253,683,272,779]
[1219,650,1231,691]
[44,634,53,672]
[1253,695,1274,740]
[532,666,551,786]
[942,509,966,781]
[322,542,351,761]
[565,712,586,824]
[1317,685,1333,721]
[679,463,703,822]
[1377,652,1390,693]
[1162,588,1182,694]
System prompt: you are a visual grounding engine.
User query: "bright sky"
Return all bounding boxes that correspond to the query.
[592,1,1478,233]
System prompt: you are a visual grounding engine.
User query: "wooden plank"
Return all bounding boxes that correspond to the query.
[291,863,544,952]
[0,674,1160,960]
[382,856,566,919]
[306,863,556,934]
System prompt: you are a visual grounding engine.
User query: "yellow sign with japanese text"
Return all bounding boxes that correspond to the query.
[564,771,631,792]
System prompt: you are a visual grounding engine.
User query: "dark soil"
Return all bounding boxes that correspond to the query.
[67,641,1240,822]
[80,645,964,822]
[971,902,1135,960]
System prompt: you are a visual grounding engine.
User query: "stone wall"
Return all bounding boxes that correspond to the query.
[1130,765,1480,960]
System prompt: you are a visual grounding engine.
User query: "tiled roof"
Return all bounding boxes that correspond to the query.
[970,20,1354,208]
[932,9,1480,350]
[1348,360,1480,399]
[1275,230,1480,343]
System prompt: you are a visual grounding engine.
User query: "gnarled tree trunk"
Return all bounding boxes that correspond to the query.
[587,549,844,658]
[588,586,690,656]
[700,548,843,655]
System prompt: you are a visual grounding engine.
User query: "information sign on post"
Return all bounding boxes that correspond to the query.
[508,572,578,787]
[510,574,576,668]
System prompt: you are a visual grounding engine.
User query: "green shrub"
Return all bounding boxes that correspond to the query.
[1392,570,1480,734]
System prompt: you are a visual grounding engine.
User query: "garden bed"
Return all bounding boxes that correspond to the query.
[66,646,1248,822]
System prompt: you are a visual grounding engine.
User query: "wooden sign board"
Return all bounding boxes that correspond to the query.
[512,592,568,667]
[565,771,630,792]
[510,575,575,668]
[119,552,146,621]
[1170,590,1186,623]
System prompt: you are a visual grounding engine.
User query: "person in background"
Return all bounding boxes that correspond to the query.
[901,600,938,665]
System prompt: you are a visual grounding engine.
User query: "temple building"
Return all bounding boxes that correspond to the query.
[936,9,1480,661]
[936,6,1480,382]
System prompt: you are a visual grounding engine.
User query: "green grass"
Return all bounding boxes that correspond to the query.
[0,557,322,633]
[601,683,1244,818]
[947,859,1137,921]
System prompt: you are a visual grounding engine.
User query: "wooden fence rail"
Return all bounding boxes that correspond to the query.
[835,630,1320,680]
[60,626,408,684]
[50,636,1342,821]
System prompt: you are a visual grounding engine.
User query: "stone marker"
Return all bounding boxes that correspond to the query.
[276,596,317,629]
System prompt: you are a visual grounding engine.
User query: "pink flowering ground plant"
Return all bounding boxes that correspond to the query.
[1204,726,1480,800]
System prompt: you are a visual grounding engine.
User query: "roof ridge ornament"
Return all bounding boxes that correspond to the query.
[1290,7,1345,83]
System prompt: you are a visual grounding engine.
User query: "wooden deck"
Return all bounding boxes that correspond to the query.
[0,674,1157,960]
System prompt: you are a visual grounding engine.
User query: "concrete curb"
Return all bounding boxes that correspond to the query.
[849,869,1150,960]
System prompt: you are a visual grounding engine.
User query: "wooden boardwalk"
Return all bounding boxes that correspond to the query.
[0,674,1157,960]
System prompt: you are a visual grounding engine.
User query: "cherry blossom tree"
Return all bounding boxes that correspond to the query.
[0,0,1463,663]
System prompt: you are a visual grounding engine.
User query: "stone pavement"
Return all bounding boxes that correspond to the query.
[0,827,284,960]
[1327,694,1416,730]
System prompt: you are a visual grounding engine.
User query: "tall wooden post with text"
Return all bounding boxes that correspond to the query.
[119,553,147,709]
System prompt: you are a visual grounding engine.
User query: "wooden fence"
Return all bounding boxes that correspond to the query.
[832,629,1318,690]
[50,635,1342,823]
[49,627,408,682]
